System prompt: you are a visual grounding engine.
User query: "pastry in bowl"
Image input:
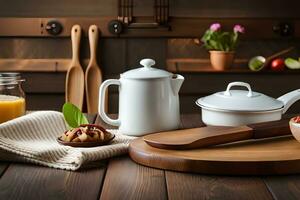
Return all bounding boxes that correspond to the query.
[58,124,115,147]
[58,103,115,147]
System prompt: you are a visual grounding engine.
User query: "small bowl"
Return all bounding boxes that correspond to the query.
[248,56,266,71]
[289,116,300,142]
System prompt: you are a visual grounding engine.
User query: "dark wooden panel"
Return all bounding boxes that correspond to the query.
[180,114,204,128]
[107,92,119,114]
[0,0,299,18]
[0,163,106,200]
[264,176,300,200]
[100,38,127,75]
[127,38,167,69]
[167,39,300,59]
[100,156,167,200]
[22,72,65,93]
[179,95,203,114]
[180,73,300,95]
[26,94,65,111]
[170,0,300,18]
[0,0,117,17]
[165,172,273,200]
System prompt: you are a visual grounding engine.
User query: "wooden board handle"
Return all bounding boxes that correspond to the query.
[248,118,291,139]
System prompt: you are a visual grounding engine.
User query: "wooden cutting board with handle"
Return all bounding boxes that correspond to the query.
[129,119,300,175]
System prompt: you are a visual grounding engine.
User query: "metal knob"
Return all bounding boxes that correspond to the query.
[273,22,294,37]
[46,20,63,36]
[108,20,123,35]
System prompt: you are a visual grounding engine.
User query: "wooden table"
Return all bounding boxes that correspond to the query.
[0,114,300,200]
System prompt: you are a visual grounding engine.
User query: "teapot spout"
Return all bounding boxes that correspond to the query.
[171,74,184,95]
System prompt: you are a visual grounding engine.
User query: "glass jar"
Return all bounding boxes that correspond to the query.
[0,73,26,123]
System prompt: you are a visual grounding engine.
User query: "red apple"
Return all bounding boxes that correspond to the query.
[271,58,285,71]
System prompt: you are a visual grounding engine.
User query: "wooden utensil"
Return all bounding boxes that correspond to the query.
[65,25,85,110]
[143,119,291,150]
[262,46,294,68]
[249,47,294,71]
[85,25,103,114]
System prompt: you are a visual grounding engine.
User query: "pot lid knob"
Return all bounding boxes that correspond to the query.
[140,58,155,69]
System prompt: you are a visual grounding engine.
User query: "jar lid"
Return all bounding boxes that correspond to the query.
[0,73,24,85]
[196,82,284,112]
[121,58,173,79]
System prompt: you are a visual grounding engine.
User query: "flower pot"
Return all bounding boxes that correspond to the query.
[209,51,235,71]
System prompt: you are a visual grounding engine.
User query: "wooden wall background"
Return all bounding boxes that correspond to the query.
[1,0,300,18]
[0,0,300,113]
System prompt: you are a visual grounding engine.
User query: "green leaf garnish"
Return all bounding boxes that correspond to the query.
[62,103,89,128]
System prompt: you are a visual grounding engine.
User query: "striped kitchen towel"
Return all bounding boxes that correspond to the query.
[0,111,135,170]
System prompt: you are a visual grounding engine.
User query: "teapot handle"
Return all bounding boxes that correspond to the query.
[99,79,121,126]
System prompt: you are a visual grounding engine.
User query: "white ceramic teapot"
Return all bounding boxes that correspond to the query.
[98,58,184,136]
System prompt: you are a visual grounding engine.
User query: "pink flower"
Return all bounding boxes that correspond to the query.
[233,24,245,33]
[210,23,221,32]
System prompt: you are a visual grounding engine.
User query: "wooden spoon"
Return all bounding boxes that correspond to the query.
[249,47,294,71]
[85,25,103,114]
[262,46,294,68]
[65,25,84,110]
[143,119,292,150]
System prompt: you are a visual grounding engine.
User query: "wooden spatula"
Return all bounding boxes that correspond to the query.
[85,25,103,114]
[143,119,291,150]
[65,24,85,110]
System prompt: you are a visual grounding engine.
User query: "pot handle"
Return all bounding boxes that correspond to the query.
[224,82,253,97]
[98,79,121,126]
[277,89,300,114]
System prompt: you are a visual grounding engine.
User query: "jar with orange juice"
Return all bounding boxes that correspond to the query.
[0,73,26,123]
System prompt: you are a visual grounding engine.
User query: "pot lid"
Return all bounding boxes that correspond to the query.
[196,82,284,112]
[121,58,173,79]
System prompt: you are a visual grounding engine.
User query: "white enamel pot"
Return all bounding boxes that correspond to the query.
[99,58,184,136]
[196,81,300,126]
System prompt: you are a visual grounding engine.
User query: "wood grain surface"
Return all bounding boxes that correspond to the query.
[100,157,167,200]
[0,163,106,200]
[0,163,9,178]
[165,172,273,200]
[264,176,300,200]
[1,114,300,199]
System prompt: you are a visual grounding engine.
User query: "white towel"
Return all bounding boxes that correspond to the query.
[0,111,135,170]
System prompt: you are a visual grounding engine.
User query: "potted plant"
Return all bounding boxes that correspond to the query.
[201,23,245,70]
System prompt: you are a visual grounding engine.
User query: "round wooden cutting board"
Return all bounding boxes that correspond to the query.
[129,136,300,175]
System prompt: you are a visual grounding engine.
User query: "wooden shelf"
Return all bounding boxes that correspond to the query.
[0,59,89,72]
[0,17,300,38]
[166,58,300,74]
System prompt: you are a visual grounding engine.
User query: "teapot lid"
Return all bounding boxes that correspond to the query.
[121,58,173,79]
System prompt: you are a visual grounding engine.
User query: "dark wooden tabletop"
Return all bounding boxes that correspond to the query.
[0,114,300,200]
